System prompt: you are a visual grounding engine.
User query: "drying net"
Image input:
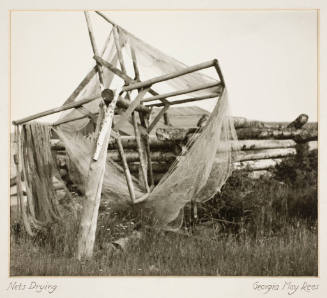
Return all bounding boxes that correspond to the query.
[16,18,237,230]
[144,89,237,227]
[54,128,146,210]
[14,122,71,235]
[55,26,221,133]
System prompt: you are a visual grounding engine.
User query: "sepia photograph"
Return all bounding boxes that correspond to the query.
[9,8,318,280]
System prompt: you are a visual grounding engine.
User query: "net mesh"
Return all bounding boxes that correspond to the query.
[54,128,145,211]
[17,21,237,229]
[15,122,72,234]
[143,90,237,227]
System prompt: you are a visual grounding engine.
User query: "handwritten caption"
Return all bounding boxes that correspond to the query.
[6,281,57,294]
[253,281,319,295]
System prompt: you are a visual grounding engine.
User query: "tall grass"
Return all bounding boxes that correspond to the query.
[10,221,317,276]
[10,148,318,276]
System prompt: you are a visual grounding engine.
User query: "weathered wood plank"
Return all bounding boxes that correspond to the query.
[76,87,120,260]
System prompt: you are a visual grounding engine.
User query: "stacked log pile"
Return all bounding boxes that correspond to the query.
[51,114,317,185]
[10,114,318,202]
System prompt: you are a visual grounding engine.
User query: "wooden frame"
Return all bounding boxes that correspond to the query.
[12,10,227,260]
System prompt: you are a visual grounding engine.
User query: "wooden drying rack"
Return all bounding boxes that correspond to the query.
[12,11,227,259]
[12,10,226,204]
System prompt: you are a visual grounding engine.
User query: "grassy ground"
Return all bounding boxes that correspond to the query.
[10,221,317,276]
[10,148,318,276]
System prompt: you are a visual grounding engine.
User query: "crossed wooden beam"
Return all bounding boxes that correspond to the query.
[12,11,225,203]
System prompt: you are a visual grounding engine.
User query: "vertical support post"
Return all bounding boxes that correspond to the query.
[116,135,136,202]
[77,86,121,260]
[139,113,154,187]
[129,44,154,188]
[113,27,150,191]
[132,113,149,192]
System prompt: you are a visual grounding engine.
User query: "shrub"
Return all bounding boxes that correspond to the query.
[199,146,318,235]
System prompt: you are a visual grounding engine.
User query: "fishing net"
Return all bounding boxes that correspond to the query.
[144,90,237,228]
[16,19,237,231]
[54,128,146,211]
[55,26,221,134]
[14,122,72,235]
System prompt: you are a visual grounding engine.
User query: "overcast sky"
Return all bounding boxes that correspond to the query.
[11,10,317,124]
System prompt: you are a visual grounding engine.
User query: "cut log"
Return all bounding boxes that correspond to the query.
[149,158,286,176]
[52,137,177,151]
[233,115,312,129]
[157,126,317,142]
[236,127,318,142]
[51,136,298,156]
[127,149,295,173]
[230,139,296,151]
[287,114,309,129]
[306,140,318,152]
[233,148,296,162]
[129,148,296,173]
[233,117,267,129]
[232,158,283,171]
[148,160,281,183]
[115,151,176,162]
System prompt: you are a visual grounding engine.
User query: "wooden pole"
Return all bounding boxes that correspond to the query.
[93,86,122,160]
[54,112,98,126]
[147,93,219,107]
[63,29,113,105]
[94,24,137,196]
[130,46,140,81]
[130,40,155,188]
[141,82,222,103]
[114,88,150,131]
[84,11,104,89]
[130,44,171,126]
[94,54,171,107]
[95,11,119,28]
[64,67,98,105]
[213,59,225,87]
[116,135,136,202]
[148,104,170,133]
[139,114,154,187]
[12,95,99,125]
[112,26,127,74]
[112,29,150,192]
[76,87,121,260]
[13,92,150,126]
[95,56,218,92]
